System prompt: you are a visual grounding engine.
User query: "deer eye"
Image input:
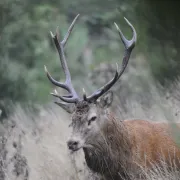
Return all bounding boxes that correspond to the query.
[88,116,97,126]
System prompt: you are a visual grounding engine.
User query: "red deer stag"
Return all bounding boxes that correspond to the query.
[44,14,180,179]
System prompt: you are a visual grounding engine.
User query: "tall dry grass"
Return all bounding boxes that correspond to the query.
[1,79,180,179]
[0,104,93,180]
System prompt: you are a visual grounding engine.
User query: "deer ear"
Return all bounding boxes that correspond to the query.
[55,101,75,114]
[98,91,113,108]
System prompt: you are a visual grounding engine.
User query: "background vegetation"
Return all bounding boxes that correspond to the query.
[0,0,180,117]
[1,1,180,179]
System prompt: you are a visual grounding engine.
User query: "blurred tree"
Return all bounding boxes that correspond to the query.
[141,0,180,85]
[133,0,179,86]
[62,0,180,85]
[0,0,180,119]
[0,0,88,118]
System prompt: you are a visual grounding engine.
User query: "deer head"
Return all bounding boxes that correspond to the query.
[44,14,136,152]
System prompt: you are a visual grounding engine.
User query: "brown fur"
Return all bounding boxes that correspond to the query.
[83,115,133,179]
[83,112,180,180]
[124,119,180,168]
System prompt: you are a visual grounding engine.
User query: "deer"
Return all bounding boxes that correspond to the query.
[44,14,180,180]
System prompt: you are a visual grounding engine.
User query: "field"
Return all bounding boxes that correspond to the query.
[1,79,180,180]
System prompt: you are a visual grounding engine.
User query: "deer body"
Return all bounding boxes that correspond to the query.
[70,102,180,180]
[124,119,180,168]
[44,14,180,179]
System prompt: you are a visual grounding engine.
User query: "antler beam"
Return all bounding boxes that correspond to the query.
[45,15,137,105]
[86,17,137,102]
[44,14,80,103]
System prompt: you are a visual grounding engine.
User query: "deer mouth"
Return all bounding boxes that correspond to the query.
[68,142,83,152]
[69,146,82,153]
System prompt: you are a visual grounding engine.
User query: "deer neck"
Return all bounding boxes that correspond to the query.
[83,114,133,178]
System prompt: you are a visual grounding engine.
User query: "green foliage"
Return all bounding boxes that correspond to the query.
[0,0,89,105]
[0,0,180,117]
[135,0,180,84]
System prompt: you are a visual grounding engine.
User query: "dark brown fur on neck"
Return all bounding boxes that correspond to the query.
[83,114,135,180]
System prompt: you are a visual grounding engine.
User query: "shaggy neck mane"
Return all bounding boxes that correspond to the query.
[83,113,134,179]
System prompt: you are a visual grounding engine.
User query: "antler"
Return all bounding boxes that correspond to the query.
[44,14,80,103]
[45,15,137,106]
[85,17,137,102]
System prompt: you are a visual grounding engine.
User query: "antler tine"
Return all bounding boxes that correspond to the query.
[54,101,75,113]
[62,14,80,47]
[114,17,136,77]
[44,65,70,92]
[45,15,80,103]
[51,89,75,112]
[50,89,76,103]
[86,18,137,102]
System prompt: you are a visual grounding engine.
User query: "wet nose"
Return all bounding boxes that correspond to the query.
[67,139,79,151]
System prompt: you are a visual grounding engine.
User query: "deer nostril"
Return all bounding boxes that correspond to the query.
[73,141,78,145]
[67,140,79,150]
